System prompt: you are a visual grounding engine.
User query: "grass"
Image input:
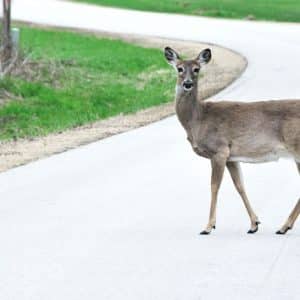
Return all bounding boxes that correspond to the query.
[75,0,300,22]
[0,27,174,140]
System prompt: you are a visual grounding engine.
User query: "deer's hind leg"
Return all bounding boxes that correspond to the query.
[276,162,300,234]
[226,162,260,234]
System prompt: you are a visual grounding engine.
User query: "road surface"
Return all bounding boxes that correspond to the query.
[0,1,299,299]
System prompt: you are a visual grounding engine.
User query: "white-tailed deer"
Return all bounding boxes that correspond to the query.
[164,46,300,235]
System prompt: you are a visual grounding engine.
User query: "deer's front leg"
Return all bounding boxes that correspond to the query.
[200,149,229,235]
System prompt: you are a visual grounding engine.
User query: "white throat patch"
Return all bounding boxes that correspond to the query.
[175,84,184,96]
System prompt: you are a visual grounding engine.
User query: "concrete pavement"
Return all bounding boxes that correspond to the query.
[0,1,299,299]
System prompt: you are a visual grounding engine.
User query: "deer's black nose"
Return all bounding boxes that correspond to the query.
[183,81,193,90]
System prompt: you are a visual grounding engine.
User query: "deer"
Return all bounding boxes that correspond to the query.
[164,46,300,235]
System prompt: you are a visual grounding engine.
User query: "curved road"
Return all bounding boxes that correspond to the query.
[0,1,299,299]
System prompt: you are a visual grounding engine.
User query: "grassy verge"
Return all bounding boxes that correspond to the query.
[75,0,300,22]
[0,27,174,141]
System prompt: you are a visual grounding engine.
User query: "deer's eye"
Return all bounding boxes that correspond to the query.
[193,68,200,74]
[177,67,184,73]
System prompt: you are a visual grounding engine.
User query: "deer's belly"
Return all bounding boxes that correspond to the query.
[228,146,293,163]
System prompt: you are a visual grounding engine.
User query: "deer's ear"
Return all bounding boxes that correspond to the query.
[164,47,180,67]
[197,48,211,66]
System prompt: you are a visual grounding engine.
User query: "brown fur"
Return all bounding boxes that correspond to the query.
[180,100,300,161]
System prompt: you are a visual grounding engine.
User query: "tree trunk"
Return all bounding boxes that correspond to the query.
[2,0,12,63]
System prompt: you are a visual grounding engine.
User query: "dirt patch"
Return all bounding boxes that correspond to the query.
[0,31,247,173]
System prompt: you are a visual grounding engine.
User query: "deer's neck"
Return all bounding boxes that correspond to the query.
[175,84,202,132]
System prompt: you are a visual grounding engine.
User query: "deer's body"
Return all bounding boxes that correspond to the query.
[165,46,300,235]
[176,98,300,163]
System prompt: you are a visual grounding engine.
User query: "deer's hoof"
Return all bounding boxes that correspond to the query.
[247,222,260,234]
[199,230,211,235]
[276,227,291,235]
[247,228,258,234]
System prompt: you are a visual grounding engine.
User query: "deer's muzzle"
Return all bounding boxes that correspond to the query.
[183,80,194,91]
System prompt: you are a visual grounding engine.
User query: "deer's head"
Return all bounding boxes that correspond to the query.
[164,47,211,93]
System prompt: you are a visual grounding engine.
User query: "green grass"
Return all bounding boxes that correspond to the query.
[75,0,300,22]
[0,27,174,140]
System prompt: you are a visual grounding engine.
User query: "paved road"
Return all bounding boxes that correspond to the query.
[0,1,299,299]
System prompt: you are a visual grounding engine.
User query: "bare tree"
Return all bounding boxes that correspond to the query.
[2,0,12,64]
[1,0,19,77]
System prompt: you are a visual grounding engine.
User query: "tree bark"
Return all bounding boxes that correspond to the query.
[2,0,12,63]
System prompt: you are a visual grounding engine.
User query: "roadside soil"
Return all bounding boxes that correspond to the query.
[0,29,247,173]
